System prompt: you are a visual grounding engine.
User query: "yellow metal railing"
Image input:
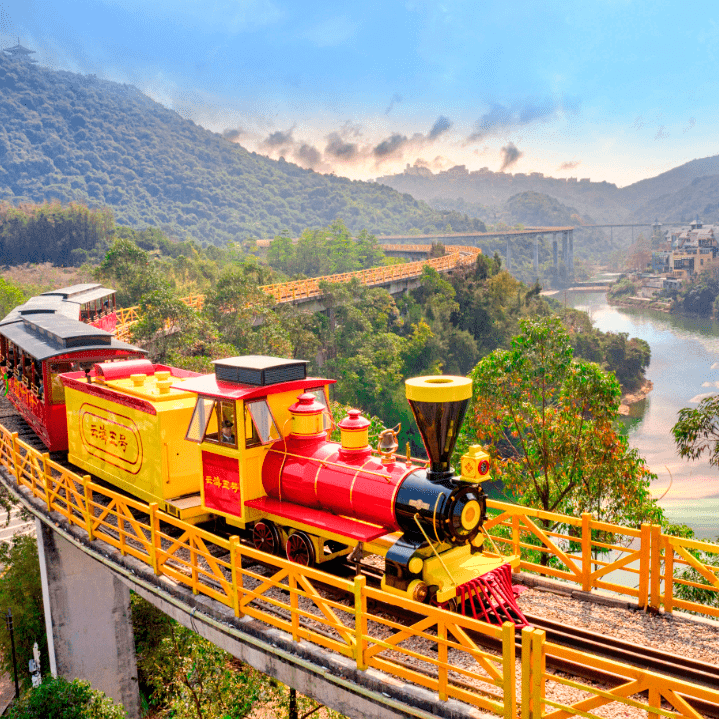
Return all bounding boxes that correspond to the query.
[112,246,481,341]
[522,627,719,719]
[485,501,719,617]
[0,424,514,717]
[2,423,718,716]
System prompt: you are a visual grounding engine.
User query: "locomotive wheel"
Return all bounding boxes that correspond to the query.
[253,520,280,555]
[285,531,315,567]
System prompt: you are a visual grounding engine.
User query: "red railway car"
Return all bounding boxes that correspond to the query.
[0,313,145,452]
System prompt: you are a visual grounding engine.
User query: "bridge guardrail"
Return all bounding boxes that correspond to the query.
[485,501,719,618]
[2,423,717,717]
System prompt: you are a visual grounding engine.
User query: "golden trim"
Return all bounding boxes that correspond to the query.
[267,447,396,483]
[313,460,324,502]
[432,492,442,544]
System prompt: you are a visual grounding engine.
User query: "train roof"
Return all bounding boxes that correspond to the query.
[174,355,333,401]
[1,314,144,361]
[0,284,115,326]
[175,373,336,402]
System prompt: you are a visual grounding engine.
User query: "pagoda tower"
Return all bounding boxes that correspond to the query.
[2,38,37,63]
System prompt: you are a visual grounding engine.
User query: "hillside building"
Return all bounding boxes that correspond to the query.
[2,39,37,63]
[649,217,719,284]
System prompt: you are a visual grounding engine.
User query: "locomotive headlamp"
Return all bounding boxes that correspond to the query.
[460,445,491,483]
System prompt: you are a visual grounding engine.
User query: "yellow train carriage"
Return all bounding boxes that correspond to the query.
[62,359,211,523]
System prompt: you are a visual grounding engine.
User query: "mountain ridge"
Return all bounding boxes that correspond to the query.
[0,55,485,246]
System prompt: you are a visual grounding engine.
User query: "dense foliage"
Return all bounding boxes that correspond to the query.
[0,536,48,689]
[6,677,127,719]
[563,308,650,391]
[673,394,719,467]
[463,317,661,528]
[0,55,487,245]
[267,222,385,276]
[0,202,114,265]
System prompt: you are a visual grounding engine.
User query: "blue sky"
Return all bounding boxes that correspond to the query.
[3,0,718,185]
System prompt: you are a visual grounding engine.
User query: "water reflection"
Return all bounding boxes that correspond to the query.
[568,292,719,540]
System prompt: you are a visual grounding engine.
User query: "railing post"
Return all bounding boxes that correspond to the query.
[638,523,650,610]
[512,514,521,566]
[437,616,448,701]
[530,629,546,719]
[229,536,243,618]
[581,512,592,592]
[149,503,161,575]
[501,621,516,719]
[82,475,94,541]
[650,524,662,611]
[663,534,674,614]
[41,453,52,510]
[10,433,20,484]
[353,575,367,670]
[521,627,532,719]
[289,569,300,642]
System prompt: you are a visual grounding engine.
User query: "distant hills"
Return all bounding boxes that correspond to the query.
[378,155,719,226]
[0,55,484,246]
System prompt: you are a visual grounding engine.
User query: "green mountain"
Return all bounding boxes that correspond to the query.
[379,154,719,227]
[630,175,719,224]
[0,55,484,246]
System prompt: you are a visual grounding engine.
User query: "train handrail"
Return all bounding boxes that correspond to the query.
[0,424,717,717]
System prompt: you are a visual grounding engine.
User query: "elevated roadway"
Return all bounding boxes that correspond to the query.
[115,244,481,340]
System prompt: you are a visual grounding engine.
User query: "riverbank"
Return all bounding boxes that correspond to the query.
[619,378,653,415]
[608,296,672,313]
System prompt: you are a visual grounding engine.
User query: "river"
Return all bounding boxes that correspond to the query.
[566,291,719,540]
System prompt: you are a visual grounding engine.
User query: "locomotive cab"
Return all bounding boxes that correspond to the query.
[181,356,336,530]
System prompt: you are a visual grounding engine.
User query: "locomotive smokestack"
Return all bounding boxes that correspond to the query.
[405,376,472,481]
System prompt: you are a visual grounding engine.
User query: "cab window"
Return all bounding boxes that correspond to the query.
[185,397,235,447]
[245,399,280,448]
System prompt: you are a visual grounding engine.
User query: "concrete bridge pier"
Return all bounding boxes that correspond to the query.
[562,233,568,268]
[36,519,141,718]
[505,239,511,270]
[552,238,558,272]
[568,232,574,276]
[533,235,539,278]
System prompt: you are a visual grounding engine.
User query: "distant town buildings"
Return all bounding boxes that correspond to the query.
[644,216,719,295]
[2,39,37,63]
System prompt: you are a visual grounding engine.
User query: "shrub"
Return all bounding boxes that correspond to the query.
[6,676,126,719]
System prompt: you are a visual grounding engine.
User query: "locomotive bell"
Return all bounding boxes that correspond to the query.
[405,375,472,482]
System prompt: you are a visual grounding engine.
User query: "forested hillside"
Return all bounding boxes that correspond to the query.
[379,153,719,228]
[630,175,719,223]
[0,55,484,246]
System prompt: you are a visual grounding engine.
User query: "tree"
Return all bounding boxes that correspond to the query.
[6,677,127,719]
[465,316,661,528]
[0,536,48,689]
[131,595,269,719]
[672,394,719,467]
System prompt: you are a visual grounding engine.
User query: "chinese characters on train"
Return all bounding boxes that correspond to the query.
[89,423,128,452]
